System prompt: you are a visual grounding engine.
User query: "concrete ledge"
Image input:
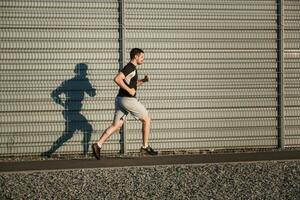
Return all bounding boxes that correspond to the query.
[1,150,300,173]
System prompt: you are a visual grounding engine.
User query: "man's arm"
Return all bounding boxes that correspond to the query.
[137,75,149,87]
[114,72,136,96]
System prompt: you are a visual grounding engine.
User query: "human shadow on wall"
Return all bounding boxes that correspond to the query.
[41,63,96,157]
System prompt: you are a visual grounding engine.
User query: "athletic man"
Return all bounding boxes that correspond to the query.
[92,48,158,160]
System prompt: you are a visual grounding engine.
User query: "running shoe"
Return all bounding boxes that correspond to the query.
[92,143,101,160]
[140,146,158,155]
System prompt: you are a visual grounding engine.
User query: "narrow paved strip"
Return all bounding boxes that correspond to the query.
[1,150,300,173]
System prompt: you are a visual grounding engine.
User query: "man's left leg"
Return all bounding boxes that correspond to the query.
[140,115,151,148]
[122,97,158,155]
[140,115,157,155]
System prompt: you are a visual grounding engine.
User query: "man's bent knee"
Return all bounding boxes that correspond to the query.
[140,116,151,124]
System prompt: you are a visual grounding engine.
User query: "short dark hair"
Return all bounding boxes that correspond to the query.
[130,48,144,60]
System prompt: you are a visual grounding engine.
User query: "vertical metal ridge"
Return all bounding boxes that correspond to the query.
[277,0,285,149]
[119,0,127,154]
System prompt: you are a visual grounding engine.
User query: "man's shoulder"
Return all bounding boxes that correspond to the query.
[123,62,136,70]
[120,62,136,74]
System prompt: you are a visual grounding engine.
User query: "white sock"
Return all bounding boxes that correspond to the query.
[97,142,102,149]
[142,145,148,149]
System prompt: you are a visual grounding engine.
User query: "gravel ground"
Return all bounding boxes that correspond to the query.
[0,160,300,200]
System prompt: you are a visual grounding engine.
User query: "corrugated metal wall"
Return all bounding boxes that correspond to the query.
[125,0,279,152]
[0,0,120,156]
[0,0,299,157]
[285,0,300,147]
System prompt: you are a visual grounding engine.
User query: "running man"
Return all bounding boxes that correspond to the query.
[92,48,158,160]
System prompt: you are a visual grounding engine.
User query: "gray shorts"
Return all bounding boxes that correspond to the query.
[113,96,149,123]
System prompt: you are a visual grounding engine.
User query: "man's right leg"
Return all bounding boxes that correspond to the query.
[98,119,124,147]
[92,120,124,160]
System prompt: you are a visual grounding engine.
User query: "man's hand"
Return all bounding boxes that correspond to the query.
[143,75,150,82]
[137,75,150,87]
[128,88,136,96]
